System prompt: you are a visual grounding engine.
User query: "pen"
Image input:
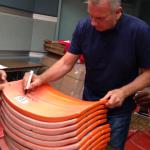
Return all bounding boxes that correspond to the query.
[25,70,34,94]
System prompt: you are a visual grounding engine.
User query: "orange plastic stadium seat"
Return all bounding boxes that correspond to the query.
[2,80,108,122]
[2,100,105,129]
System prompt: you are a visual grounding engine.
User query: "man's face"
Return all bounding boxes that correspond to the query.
[88,1,121,31]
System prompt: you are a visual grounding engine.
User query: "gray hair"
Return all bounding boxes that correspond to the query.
[87,0,121,10]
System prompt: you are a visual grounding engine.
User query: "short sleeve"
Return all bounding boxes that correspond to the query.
[136,24,150,68]
[69,21,83,55]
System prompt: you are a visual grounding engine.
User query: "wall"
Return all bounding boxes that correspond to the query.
[31,0,59,51]
[34,0,59,17]
[0,0,59,16]
[0,0,35,12]
[0,10,57,52]
[0,0,59,52]
[31,16,57,51]
[0,12,33,50]
[58,0,88,40]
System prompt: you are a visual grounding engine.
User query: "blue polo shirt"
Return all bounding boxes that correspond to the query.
[69,14,150,115]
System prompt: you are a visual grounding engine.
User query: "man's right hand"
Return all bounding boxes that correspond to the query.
[23,72,43,91]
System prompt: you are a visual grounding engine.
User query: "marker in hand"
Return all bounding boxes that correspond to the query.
[25,70,34,94]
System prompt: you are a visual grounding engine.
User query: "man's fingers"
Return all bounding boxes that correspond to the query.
[0,70,7,83]
[102,93,111,100]
[28,80,39,90]
[23,72,30,89]
[23,74,41,91]
[1,75,7,81]
[23,72,38,87]
[102,93,116,108]
[106,96,123,108]
[105,96,117,108]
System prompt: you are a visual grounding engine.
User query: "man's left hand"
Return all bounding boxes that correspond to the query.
[102,89,126,108]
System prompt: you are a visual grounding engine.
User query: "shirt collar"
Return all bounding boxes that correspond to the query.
[114,13,124,31]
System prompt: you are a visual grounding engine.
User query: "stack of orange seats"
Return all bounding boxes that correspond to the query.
[0,80,110,150]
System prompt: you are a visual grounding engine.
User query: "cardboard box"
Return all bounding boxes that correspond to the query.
[67,63,85,81]
[59,76,84,99]
[39,55,85,99]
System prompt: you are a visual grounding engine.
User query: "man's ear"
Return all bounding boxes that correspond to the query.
[116,7,122,20]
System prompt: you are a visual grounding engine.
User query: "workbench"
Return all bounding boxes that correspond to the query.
[0,59,44,81]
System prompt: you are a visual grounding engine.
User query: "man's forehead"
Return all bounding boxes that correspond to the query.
[88,0,109,5]
[88,0,111,11]
[88,0,111,10]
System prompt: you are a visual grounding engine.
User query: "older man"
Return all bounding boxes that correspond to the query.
[23,0,150,149]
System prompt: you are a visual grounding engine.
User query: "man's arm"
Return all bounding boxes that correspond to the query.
[23,52,79,90]
[102,68,150,108]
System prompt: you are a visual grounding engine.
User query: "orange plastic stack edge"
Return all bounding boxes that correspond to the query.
[2,80,108,122]
[0,122,9,150]
[0,80,111,150]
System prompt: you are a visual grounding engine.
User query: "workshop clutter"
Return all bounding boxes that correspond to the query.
[44,40,85,64]
[135,104,150,117]
[44,40,66,56]
[0,80,110,150]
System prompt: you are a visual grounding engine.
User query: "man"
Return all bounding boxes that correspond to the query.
[0,70,7,90]
[23,0,150,149]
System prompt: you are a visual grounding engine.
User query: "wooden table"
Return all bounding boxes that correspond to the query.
[0,59,44,72]
[0,59,44,81]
